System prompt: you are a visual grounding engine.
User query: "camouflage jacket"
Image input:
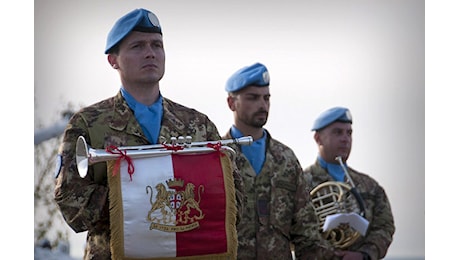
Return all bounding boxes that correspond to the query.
[302,161,395,260]
[222,130,319,260]
[54,91,244,259]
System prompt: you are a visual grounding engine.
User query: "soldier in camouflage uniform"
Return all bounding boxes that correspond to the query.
[302,107,395,260]
[54,8,243,259]
[222,63,319,260]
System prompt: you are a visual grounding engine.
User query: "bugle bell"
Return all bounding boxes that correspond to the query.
[76,135,253,178]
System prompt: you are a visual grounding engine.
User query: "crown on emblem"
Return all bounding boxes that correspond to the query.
[166,178,184,188]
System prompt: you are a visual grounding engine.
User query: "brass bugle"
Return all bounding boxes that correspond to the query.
[76,135,253,178]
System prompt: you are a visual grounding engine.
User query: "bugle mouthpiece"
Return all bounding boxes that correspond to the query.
[235,136,253,146]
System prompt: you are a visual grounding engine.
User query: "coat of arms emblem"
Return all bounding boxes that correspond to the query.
[146,178,205,232]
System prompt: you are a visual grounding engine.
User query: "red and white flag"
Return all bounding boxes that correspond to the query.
[107,151,237,260]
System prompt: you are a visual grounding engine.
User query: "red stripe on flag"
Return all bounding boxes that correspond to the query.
[171,151,228,257]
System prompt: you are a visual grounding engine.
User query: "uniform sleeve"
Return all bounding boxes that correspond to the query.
[54,113,109,233]
[230,160,245,226]
[205,117,221,141]
[356,184,395,259]
[289,160,325,258]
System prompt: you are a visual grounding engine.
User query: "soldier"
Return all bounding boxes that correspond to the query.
[221,63,318,259]
[54,8,243,259]
[303,107,395,259]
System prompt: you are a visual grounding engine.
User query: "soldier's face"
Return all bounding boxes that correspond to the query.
[111,31,166,86]
[228,86,270,128]
[316,122,353,163]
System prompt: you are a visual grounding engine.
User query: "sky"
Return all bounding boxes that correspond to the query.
[25,0,454,258]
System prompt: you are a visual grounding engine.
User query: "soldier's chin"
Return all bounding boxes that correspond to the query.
[252,120,267,128]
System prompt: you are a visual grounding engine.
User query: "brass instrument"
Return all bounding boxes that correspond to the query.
[309,156,366,249]
[76,135,253,178]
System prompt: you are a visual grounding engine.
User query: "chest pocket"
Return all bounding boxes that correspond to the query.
[275,180,297,192]
[273,179,297,217]
[266,179,297,236]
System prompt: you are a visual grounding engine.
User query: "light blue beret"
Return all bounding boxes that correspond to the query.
[105,8,162,54]
[225,63,270,93]
[312,107,352,131]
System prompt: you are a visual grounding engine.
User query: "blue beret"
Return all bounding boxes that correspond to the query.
[105,8,162,54]
[312,107,352,131]
[225,63,270,93]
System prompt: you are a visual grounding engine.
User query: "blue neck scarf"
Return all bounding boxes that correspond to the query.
[318,155,346,182]
[231,126,266,175]
[121,87,163,143]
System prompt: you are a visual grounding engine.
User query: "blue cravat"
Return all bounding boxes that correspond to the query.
[121,87,163,143]
[318,155,345,182]
[231,126,266,175]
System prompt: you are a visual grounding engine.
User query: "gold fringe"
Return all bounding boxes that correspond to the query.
[107,161,125,260]
[220,153,238,259]
[108,152,237,260]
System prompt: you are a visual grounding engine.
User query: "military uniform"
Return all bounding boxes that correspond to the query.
[54,92,244,259]
[303,162,395,259]
[222,130,318,260]
[301,106,395,260]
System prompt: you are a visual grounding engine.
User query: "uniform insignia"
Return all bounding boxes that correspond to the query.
[262,71,270,85]
[148,12,161,27]
[345,110,353,121]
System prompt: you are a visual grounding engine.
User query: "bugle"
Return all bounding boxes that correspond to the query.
[76,135,253,178]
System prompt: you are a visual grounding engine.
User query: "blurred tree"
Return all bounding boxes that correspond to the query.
[34,108,75,250]
[34,137,69,249]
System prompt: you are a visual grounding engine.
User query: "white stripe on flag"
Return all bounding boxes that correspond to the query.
[121,155,177,258]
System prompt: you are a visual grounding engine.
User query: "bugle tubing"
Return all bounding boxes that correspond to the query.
[76,135,253,178]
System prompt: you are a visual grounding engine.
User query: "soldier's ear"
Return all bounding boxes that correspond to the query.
[313,132,321,145]
[227,95,236,111]
[108,54,118,69]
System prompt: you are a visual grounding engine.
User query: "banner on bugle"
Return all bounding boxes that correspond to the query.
[107,151,237,260]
